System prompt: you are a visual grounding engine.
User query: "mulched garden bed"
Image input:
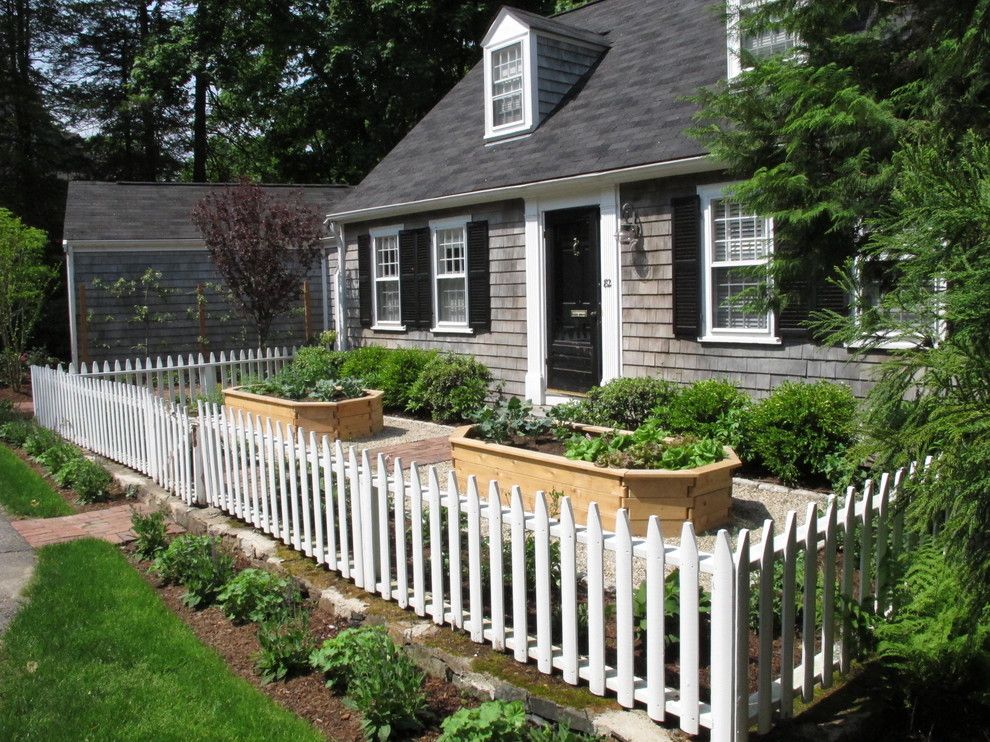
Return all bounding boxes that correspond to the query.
[8,444,129,514]
[126,547,476,741]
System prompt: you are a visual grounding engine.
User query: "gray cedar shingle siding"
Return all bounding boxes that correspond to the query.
[74,249,326,364]
[536,36,602,120]
[342,201,529,396]
[617,176,884,398]
[330,0,723,216]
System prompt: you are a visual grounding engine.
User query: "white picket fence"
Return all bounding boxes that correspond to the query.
[77,346,296,406]
[31,365,197,503]
[28,363,923,741]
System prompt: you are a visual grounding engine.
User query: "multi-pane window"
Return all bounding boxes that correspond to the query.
[709,198,772,333]
[373,234,400,324]
[740,4,798,61]
[435,227,468,325]
[491,43,524,128]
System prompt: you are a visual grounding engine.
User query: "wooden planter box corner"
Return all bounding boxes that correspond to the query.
[450,424,741,537]
[223,387,384,440]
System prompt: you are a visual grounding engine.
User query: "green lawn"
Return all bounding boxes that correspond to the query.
[0,443,73,518]
[0,539,323,741]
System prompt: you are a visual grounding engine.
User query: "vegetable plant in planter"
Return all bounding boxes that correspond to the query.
[451,399,741,536]
[222,368,384,439]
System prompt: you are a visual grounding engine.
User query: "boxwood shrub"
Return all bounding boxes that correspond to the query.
[743,380,857,487]
[340,346,438,411]
[406,353,492,423]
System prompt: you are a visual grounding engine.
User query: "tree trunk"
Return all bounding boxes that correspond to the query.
[193,70,207,181]
[138,0,158,180]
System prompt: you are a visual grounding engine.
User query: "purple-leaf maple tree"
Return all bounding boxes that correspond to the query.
[192,182,325,346]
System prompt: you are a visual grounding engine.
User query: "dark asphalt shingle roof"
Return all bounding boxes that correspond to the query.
[64,182,350,242]
[331,0,724,218]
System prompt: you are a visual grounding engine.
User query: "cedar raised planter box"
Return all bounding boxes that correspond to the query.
[450,423,742,537]
[223,387,384,440]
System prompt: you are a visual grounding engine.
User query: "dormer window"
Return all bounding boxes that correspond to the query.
[491,43,525,127]
[482,7,608,141]
[727,0,799,79]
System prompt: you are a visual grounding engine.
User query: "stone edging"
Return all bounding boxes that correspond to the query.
[101,459,676,742]
[732,475,831,502]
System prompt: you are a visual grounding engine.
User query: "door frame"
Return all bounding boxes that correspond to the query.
[524,187,622,404]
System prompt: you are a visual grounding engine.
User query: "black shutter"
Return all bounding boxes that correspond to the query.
[414,228,433,329]
[467,220,491,332]
[399,227,432,329]
[671,195,702,339]
[778,276,812,338]
[357,234,372,328]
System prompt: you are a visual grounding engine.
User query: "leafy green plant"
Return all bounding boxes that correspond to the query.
[564,419,724,470]
[469,397,551,444]
[310,625,394,691]
[54,457,113,502]
[633,569,711,646]
[131,509,169,560]
[245,368,309,400]
[0,399,15,424]
[317,329,338,348]
[151,534,234,608]
[528,724,600,742]
[438,700,528,741]
[35,442,79,476]
[309,377,365,402]
[0,420,34,447]
[217,568,300,624]
[406,353,492,423]
[23,427,60,458]
[743,381,857,487]
[254,612,315,684]
[345,635,426,741]
[292,345,346,384]
[660,379,750,447]
[582,376,678,429]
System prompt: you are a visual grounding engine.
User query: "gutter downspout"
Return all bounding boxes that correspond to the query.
[64,239,79,370]
[325,219,348,350]
[319,239,331,333]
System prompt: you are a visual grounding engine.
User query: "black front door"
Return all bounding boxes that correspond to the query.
[545,206,602,393]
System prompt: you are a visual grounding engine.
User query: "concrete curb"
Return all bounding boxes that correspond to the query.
[0,510,37,635]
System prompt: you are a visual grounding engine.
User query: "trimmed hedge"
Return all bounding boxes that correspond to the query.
[340,346,438,412]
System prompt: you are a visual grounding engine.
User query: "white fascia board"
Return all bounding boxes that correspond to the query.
[328,155,723,225]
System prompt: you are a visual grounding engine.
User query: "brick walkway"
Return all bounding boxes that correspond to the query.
[12,503,183,549]
[367,435,452,467]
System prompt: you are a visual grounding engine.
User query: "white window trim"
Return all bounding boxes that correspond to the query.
[697,182,780,345]
[429,215,472,333]
[483,33,536,140]
[369,224,404,332]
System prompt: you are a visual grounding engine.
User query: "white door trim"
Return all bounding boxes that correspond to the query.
[524,186,622,403]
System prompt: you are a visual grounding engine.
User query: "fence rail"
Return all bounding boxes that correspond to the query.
[28,363,923,741]
[76,346,296,406]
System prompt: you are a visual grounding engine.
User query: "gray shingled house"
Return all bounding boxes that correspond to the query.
[325,0,887,403]
[63,181,349,366]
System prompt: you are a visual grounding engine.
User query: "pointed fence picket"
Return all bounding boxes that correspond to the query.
[28,362,930,742]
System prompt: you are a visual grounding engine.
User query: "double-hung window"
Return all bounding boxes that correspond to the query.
[699,184,776,342]
[431,218,469,329]
[728,0,799,78]
[491,42,524,129]
[371,227,401,327]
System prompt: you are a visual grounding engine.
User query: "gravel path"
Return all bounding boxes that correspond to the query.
[350,415,456,448]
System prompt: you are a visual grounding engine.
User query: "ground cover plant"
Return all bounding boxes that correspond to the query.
[152,534,235,608]
[311,625,428,739]
[255,612,315,684]
[438,700,601,741]
[130,508,170,560]
[218,567,301,624]
[0,539,321,741]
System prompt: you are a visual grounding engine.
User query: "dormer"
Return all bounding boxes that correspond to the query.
[482,6,609,141]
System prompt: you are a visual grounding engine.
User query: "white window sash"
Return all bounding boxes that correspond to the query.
[430,218,471,330]
[370,227,403,329]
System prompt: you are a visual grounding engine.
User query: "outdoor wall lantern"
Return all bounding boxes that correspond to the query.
[618,202,642,248]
